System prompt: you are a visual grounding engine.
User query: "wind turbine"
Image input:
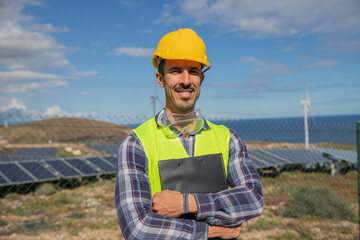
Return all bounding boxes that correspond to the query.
[300,90,311,149]
[149,81,163,116]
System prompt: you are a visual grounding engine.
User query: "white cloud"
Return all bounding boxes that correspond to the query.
[0,0,72,71]
[0,23,71,71]
[45,105,64,116]
[108,47,154,57]
[211,57,297,96]
[240,57,294,77]
[0,79,67,94]
[0,0,73,96]
[0,97,95,118]
[0,97,26,111]
[44,105,95,117]
[176,0,360,38]
[0,70,67,94]
[156,4,185,24]
[0,70,64,82]
[0,97,39,118]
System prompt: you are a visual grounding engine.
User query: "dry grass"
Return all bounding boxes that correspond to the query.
[0,171,358,240]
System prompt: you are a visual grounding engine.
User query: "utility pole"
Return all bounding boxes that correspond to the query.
[301,92,311,149]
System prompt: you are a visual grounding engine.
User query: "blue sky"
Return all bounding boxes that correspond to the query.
[0,0,359,120]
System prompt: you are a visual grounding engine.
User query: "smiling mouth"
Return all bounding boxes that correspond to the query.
[175,86,194,93]
[175,89,193,98]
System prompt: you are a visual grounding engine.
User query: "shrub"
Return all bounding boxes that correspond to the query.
[283,186,357,222]
[36,183,57,196]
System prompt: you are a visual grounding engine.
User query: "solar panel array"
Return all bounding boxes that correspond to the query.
[248,149,332,169]
[0,147,356,187]
[0,147,57,162]
[0,155,117,187]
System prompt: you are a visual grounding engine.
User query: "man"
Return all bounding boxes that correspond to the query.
[115,28,264,239]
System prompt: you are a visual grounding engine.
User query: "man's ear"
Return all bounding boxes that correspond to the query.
[200,73,205,85]
[156,72,164,88]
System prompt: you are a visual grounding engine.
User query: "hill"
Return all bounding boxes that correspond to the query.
[0,117,133,145]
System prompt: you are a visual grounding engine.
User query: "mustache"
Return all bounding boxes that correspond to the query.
[174,85,195,91]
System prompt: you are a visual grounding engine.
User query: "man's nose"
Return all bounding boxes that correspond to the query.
[179,70,190,85]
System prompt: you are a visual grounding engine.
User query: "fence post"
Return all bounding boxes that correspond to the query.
[357,121,360,236]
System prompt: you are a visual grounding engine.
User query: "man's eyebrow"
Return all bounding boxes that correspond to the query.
[189,67,201,71]
[168,66,181,71]
[168,66,201,72]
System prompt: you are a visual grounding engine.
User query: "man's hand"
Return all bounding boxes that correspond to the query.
[208,225,242,239]
[152,190,183,217]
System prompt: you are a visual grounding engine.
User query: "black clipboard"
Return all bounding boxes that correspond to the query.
[158,154,233,240]
[158,153,227,194]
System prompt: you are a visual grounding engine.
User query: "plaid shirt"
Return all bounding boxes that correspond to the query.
[115,111,264,239]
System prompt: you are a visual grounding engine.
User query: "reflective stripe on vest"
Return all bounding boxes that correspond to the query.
[133,118,230,196]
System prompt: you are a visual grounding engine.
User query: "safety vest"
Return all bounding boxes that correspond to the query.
[133,118,230,196]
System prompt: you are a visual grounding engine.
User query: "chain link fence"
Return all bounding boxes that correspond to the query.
[0,114,358,240]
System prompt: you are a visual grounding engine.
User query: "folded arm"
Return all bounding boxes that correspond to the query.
[144,129,264,227]
[193,129,264,226]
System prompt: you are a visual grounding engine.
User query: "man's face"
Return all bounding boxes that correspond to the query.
[156,59,204,114]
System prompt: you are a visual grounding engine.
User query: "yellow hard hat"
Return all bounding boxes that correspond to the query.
[152,28,211,71]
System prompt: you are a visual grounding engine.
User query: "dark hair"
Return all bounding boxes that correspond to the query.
[158,59,166,77]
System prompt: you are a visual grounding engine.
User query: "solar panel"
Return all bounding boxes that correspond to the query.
[248,156,270,169]
[102,155,117,166]
[0,162,34,183]
[316,147,357,164]
[66,158,100,175]
[248,149,289,167]
[12,147,56,158]
[45,159,82,178]
[86,157,116,174]
[0,154,10,161]
[87,145,119,155]
[19,161,59,181]
[266,149,328,164]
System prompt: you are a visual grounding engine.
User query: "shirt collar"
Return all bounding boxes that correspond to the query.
[155,108,210,131]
